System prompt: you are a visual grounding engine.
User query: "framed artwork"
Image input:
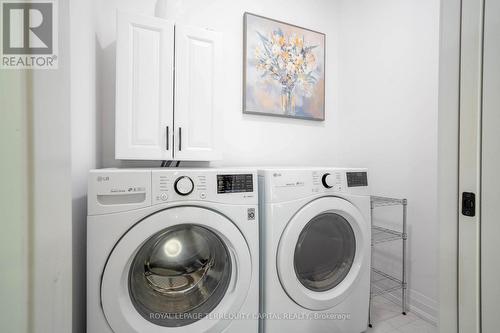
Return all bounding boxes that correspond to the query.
[243,12,326,121]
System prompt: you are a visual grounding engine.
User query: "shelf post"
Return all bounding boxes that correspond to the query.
[402,198,408,315]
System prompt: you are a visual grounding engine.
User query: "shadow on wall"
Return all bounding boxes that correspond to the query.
[72,195,87,333]
[95,36,117,168]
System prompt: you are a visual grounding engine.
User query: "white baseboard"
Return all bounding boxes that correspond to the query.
[380,288,438,326]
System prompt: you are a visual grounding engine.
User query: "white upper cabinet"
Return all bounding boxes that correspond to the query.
[174,25,222,161]
[115,12,222,161]
[115,12,174,160]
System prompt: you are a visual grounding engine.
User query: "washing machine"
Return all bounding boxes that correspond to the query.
[87,168,259,333]
[258,168,371,333]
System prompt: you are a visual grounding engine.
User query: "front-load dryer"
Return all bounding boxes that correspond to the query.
[87,168,259,333]
[258,168,371,333]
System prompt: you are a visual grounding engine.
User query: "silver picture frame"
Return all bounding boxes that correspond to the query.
[243,12,326,121]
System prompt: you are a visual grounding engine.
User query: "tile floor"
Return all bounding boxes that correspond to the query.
[365,296,437,333]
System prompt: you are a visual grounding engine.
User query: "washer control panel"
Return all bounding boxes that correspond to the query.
[88,169,258,214]
[152,169,257,205]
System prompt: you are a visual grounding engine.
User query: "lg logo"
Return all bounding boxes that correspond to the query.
[1,0,58,69]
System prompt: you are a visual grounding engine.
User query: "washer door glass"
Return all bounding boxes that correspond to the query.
[129,224,232,327]
[294,213,356,292]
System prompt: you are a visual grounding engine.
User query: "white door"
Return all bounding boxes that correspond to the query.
[174,25,222,161]
[101,206,251,333]
[277,197,368,310]
[115,12,175,160]
[480,0,500,331]
[458,0,500,332]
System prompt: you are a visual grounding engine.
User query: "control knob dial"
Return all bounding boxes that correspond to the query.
[174,176,194,196]
[321,173,336,189]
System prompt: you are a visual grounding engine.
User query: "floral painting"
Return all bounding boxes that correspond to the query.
[243,13,325,120]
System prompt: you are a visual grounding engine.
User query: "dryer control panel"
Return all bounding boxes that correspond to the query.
[258,168,369,203]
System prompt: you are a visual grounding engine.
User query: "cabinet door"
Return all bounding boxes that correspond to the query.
[115,12,174,160]
[174,25,222,161]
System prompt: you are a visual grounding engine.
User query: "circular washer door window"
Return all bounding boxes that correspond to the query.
[294,213,356,292]
[129,224,232,327]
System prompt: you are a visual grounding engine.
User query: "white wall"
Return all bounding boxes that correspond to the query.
[337,0,440,322]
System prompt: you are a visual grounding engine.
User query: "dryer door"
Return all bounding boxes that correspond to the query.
[101,206,252,333]
[277,197,369,311]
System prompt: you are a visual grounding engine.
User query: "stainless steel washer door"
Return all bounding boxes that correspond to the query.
[129,224,232,327]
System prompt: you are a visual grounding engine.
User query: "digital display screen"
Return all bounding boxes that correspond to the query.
[347,172,368,187]
[217,174,254,194]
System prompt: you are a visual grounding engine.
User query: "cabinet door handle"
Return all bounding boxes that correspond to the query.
[178,127,182,151]
[166,126,169,150]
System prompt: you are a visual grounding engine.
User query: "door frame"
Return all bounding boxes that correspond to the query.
[438,0,461,332]
[457,0,484,331]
